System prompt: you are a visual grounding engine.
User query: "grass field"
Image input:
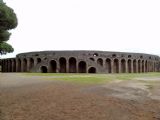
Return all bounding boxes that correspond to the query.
[25,72,160,84]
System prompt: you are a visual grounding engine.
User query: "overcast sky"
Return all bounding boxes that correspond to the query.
[2,0,160,58]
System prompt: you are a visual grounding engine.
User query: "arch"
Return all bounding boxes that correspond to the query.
[29,58,34,70]
[89,58,94,61]
[121,59,126,73]
[88,67,96,73]
[17,59,21,72]
[128,59,132,73]
[145,61,148,72]
[50,60,57,73]
[37,58,41,64]
[113,59,119,73]
[13,59,16,72]
[138,60,141,73]
[142,60,145,72]
[69,57,77,73]
[78,61,86,73]
[133,59,137,73]
[97,58,103,66]
[40,66,48,73]
[59,57,66,73]
[106,58,111,73]
[23,58,27,72]
[8,60,12,72]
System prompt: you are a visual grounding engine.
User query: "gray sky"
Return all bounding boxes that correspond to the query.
[2,0,160,58]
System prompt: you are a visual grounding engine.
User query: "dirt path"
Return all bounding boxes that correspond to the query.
[0,73,160,120]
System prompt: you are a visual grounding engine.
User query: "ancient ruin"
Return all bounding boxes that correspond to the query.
[0,50,160,73]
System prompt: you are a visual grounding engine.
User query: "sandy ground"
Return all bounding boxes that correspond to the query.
[0,73,160,120]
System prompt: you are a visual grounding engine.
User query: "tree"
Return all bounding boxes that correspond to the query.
[0,1,17,55]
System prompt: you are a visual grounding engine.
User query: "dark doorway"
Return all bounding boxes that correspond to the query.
[78,61,86,73]
[69,57,76,73]
[50,60,57,73]
[106,58,111,73]
[41,66,48,73]
[97,58,103,66]
[59,57,66,73]
[29,58,34,70]
[121,59,126,73]
[128,59,131,73]
[17,59,21,72]
[88,67,96,73]
[114,59,119,73]
[23,58,27,72]
[133,59,137,73]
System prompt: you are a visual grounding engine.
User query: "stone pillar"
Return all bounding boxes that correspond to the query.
[131,60,133,73]
[118,60,121,73]
[111,59,114,73]
[21,59,23,72]
[125,60,128,73]
[26,58,30,72]
[66,59,69,73]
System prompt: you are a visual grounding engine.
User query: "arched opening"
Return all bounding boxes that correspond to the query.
[113,59,119,73]
[69,57,77,73]
[50,60,57,73]
[97,58,103,66]
[133,59,137,73]
[89,58,94,61]
[37,58,41,64]
[41,66,48,73]
[145,61,148,72]
[88,67,96,73]
[13,59,16,72]
[138,60,141,73]
[29,58,34,70]
[23,58,27,72]
[121,59,126,73]
[78,61,86,73]
[106,58,111,73]
[142,60,144,72]
[6,60,8,72]
[59,57,66,73]
[128,59,131,73]
[9,60,12,72]
[17,59,21,72]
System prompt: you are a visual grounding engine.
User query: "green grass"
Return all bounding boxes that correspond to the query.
[24,72,160,84]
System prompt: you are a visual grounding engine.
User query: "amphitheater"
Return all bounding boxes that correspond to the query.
[0,51,160,73]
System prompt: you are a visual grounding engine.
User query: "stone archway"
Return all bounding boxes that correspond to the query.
[113,59,119,73]
[41,66,48,73]
[17,59,21,72]
[59,57,66,73]
[121,59,126,73]
[97,58,103,66]
[50,60,57,73]
[128,59,131,73]
[37,58,41,64]
[69,57,77,73]
[13,59,16,72]
[106,58,111,73]
[145,61,148,72]
[142,60,144,72]
[23,58,27,72]
[29,58,34,70]
[133,59,137,73]
[138,60,141,73]
[78,61,86,73]
[88,67,96,73]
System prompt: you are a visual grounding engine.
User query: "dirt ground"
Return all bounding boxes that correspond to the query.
[0,73,160,120]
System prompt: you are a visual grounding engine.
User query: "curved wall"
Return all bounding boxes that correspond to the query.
[1,51,160,73]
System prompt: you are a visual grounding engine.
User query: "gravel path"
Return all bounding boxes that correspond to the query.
[0,73,160,120]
